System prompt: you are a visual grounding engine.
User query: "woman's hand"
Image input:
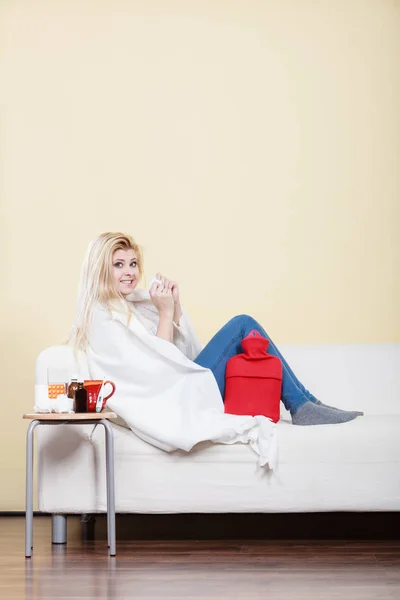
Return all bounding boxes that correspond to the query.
[155,273,182,326]
[156,273,180,305]
[149,280,174,318]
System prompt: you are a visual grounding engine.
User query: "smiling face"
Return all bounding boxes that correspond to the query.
[112,249,140,296]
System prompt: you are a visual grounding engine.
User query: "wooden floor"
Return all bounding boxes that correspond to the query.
[1,517,399,600]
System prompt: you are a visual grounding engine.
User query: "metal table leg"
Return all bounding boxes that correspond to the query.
[100,419,116,556]
[25,420,40,558]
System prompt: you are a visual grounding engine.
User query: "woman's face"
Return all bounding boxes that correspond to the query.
[112,249,140,296]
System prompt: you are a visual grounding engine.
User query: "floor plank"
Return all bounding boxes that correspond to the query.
[0,517,399,599]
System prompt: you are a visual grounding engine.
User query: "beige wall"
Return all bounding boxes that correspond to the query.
[1,0,399,510]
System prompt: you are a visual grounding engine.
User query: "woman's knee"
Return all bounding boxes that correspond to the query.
[229,314,258,328]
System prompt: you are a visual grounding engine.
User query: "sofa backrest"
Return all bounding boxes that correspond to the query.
[36,343,399,415]
[279,343,400,415]
[36,345,91,385]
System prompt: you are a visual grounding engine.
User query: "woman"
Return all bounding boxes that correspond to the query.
[69,233,362,465]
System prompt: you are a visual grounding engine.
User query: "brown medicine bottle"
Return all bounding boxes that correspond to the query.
[74,381,88,413]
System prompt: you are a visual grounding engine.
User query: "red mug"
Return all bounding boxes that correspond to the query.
[84,380,116,412]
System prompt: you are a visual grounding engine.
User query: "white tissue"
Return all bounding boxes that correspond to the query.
[34,385,74,414]
[148,276,162,291]
[53,394,74,414]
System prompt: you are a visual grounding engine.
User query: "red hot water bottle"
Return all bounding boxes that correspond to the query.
[224,330,282,423]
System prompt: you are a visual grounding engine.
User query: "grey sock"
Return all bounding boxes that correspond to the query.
[315,400,364,416]
[292,400,361,426]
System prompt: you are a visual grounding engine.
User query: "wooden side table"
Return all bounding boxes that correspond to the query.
[23,412,117,558]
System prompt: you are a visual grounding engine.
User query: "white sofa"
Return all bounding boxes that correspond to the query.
[35,343,400,518]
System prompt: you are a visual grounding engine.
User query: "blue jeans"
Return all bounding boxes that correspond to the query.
[194,314,317,415]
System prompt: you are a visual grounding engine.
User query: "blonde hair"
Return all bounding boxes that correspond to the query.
[69,232,144,351]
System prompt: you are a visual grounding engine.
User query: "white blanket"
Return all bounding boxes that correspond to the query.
[86,291,278,468]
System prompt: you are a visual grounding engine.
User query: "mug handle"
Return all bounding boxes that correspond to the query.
[103,381,116,402]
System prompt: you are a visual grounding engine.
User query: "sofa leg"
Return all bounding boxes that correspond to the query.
[52,514,67,544]
[81,514,96,541]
